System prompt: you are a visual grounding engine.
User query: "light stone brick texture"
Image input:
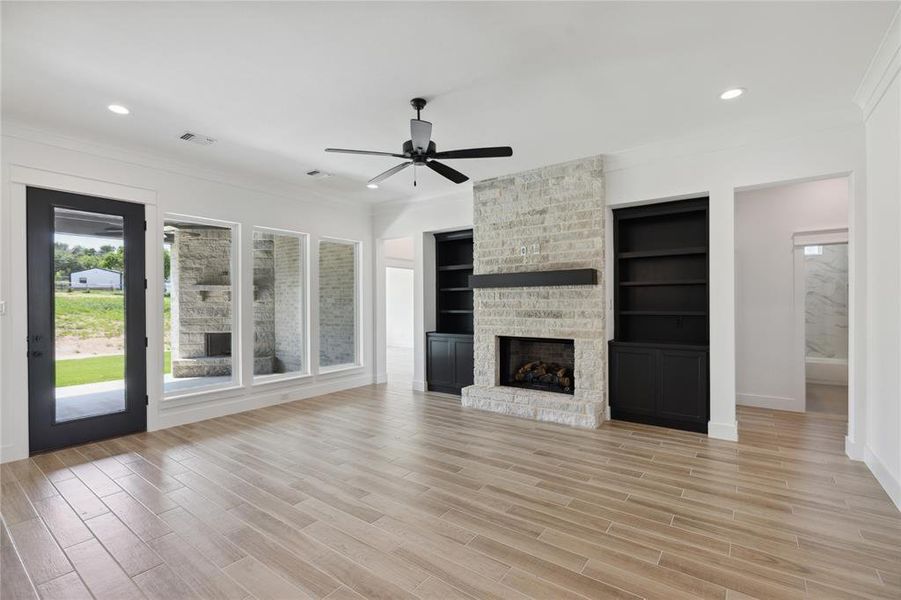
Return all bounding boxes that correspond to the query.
[461,155,607,428]
[319,241,356,366]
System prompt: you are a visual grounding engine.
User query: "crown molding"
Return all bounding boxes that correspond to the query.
[854,5,901,119]
[1,119,371,210]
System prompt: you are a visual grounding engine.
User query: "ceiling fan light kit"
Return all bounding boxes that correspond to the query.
[325,98,513,187]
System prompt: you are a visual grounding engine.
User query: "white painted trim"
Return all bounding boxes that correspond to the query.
[10,164,157,204]
[152,376,373,431]
[805,357,848,386]
[737,393,804,412]
[412,379,426,392]
[845,435,865,461]
[707,420,738,442]
[792,227,849,247]
[374,372,388,384]
[854,6,901,118]
[865,445,901,511]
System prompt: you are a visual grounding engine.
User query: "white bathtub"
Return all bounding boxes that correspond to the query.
[806,356,848,386]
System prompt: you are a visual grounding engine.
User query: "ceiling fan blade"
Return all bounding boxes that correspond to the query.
[426,160,469,184]
[369,162,412,185]
[410,119,432,153]
[325,148,407,158]
[430,146,513,159]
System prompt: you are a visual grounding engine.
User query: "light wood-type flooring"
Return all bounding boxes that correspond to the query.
[2,385,899,599]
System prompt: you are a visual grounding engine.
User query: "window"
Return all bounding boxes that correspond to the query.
[163,217,238,395]
[318,239,359,369]
[253,228,309,381]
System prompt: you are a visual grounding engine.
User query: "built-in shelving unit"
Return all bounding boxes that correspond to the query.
[435,230,474,334]
[610,198,710,433]
[427,229,475,395]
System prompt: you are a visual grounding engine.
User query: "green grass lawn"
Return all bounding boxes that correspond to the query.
[55,292,170,339]
[56,351,171,387]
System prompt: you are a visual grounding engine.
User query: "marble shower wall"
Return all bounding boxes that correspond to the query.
[805,244,848,359]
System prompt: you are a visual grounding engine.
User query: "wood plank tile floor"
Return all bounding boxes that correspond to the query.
[2,385,899,599]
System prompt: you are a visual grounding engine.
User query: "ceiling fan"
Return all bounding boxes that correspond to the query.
[325,98,513,187]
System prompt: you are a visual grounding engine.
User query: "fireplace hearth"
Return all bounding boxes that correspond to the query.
[499,336,575,395]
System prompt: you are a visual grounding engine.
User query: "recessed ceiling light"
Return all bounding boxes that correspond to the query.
[366,183,379,189]
[107,104,130,115]
[719,88,745,100]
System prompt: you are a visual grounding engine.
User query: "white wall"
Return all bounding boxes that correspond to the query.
[0,128,374,462]
[605,121,868,442]
[385,267,414,348]
[857,9,901,508]
[372,190,474,390]
[734,178,848,412]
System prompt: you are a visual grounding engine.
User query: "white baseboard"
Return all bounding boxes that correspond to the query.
[864,446,901,511]
[736,392,803,412]
[708,420,738,441]
[374,372,388,384]
[1,444,28,464]
[806,357,848,386]
[845,435,865,461]
[412,380,426,392]
[152,373,373,431]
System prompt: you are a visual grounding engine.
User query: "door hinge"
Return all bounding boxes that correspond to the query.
[144,221,147,231]
[145,394,149,406]
[144,278,147,290]
[144,337,148,348]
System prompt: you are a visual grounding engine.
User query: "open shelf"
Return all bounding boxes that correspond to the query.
[620,310,706,316]
[619,279,706,287]
[435,229,474,335]
[618,247,707,259]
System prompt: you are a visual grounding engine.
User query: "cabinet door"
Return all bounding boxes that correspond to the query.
[657,349,707,422]
[427,336,455,390]
[610,346,657,416]
[453,338,474,388]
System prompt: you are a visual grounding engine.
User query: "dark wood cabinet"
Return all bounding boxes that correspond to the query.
[610,198,710,433]
[610,342,708,432]
[427,332,474,394]
[426,229,474,395]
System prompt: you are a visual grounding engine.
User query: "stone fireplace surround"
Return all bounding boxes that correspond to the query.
[461,155,606,428]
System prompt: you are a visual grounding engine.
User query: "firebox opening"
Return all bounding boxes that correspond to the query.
[204,332,231,357]
[498,336,575,395]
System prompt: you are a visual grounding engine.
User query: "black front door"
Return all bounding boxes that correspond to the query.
[26,187,146,453]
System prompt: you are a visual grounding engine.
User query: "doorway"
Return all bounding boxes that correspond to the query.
[801,241,849,415]
[383,238,414,388]
[26,187,146,453]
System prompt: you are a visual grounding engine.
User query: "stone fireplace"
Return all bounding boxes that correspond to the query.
[461,155,606,428]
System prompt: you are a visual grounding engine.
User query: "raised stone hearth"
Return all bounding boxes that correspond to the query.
[461,155,606,428]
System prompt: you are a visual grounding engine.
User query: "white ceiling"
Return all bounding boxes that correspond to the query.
[2,2,897,204]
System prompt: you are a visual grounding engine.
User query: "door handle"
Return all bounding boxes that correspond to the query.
[31,350,43,358]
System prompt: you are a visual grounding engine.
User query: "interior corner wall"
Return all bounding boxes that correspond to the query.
[862,66,901,507]
[371,190,474,391]
[0,132,374,463]
[734,178,849,412]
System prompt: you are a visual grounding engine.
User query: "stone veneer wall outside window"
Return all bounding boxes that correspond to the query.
[319,241,357,367]
[461,155,606,428]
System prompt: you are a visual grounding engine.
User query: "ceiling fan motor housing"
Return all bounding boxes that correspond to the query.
[403,139,436,161]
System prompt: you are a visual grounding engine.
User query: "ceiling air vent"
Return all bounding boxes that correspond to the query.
[178,131,216,146]
[306,169,331,179]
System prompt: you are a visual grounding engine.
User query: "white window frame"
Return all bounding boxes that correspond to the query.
[251,226,312,386]
[162,213,241,401]
[317,236,363,374]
